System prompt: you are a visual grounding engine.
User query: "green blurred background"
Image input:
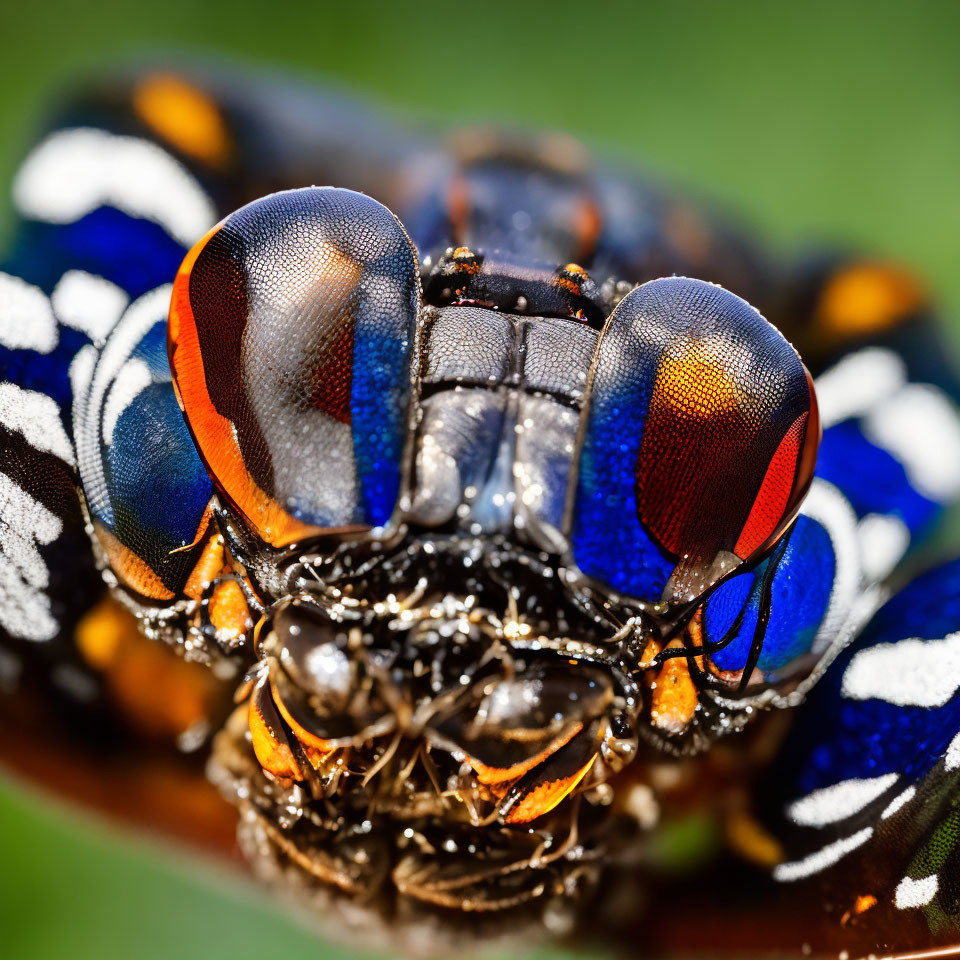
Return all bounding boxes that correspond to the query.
[1,0,959,957]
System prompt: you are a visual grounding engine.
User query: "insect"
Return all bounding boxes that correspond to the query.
[2,63,960,957]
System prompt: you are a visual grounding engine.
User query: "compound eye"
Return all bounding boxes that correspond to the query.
[570,277,820,607]
[75,292,214,602]
[169,188,420,548]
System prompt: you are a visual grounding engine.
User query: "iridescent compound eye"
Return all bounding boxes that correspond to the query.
[168,187,421,548]
[570,277,820,608]
[74,288,214,603]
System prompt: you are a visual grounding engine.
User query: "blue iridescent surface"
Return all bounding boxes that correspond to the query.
[705,515,835,675]
[569,280,688,601]
[99,320,212,578]
[781,558,960,794]
[1,207,187,412]
[351,246,419,529]
[817,419,938,538]
[0,326,86,411]
[570,342,674,600]
[5,210,187,300]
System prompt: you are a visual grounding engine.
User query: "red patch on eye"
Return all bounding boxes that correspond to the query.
[633,344,770,564]
[734,412,807,559]
[632,342,819,597]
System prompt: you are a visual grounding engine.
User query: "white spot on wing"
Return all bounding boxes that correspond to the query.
[787,774,898,827]
[864,384,960,503]
[13,128,216,246]
[895,874,938,909]
[945,730,960,771]
[52,270,128,345]
[881,786,916,819]
[857,513,910,583]
[0,472,62,641]
[773,827,873,882]
[0,382,73,465]
[0,272,57,353]
[842,632,960,707]
[815,347,906,429]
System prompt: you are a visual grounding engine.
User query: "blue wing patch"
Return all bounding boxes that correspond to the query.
[766,558,960,943]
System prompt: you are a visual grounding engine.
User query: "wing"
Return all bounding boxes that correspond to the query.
[759,558,960,953]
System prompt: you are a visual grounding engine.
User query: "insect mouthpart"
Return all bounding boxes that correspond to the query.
[208,561,646,944]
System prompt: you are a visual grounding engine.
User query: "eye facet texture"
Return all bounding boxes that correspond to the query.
[74,287,213,601]
[571,277,819,606]
[169,187,421,547]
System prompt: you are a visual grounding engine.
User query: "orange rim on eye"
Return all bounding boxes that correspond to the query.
[168,222,323,548]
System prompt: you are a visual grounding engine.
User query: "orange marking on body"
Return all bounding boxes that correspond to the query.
[555,264,586,295]
[268,676,334,755]
[301,743,335,771]
[133,73,232,167]
[249,677,302,780]
[685,611,709,677]
[638,637,662,670]
[450,246,481,274]
[650,639,699,735]
[734,413,806,559]
[168,224,321,548]
[817,262,927,338]
[181,530,222,601]
[209,579,252,642]
[502,756,595,824]
[468,721,583,786]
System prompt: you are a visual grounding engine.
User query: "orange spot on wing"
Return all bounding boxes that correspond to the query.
[133,73,232,167]
[725,810,785,868]
[75,594,129,670]
[76,595,224,740]
[817,262,927,339]
[854,894,878,914]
